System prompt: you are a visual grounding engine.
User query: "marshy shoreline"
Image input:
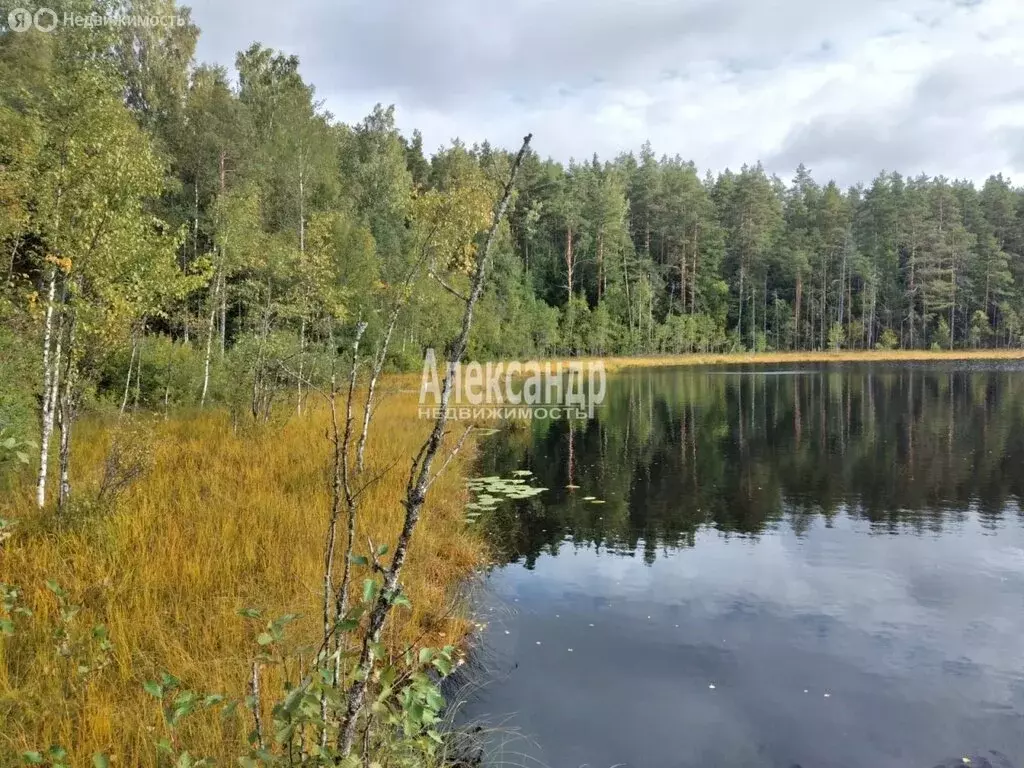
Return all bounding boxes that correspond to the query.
[550,348,1024,372]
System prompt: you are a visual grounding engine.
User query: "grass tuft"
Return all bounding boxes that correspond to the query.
[0,384,485,765]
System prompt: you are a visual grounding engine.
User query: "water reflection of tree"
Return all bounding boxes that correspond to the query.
[475,366,1024,566]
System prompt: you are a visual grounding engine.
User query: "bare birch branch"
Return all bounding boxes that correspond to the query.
[424,425,475,492]
[319,322,366,749]
[337,133,532,757]
[355,221,444,475]
[427,268,470,303]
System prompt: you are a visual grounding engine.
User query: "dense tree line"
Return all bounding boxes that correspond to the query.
[3,0,1024,480]
[514,153,1024,356]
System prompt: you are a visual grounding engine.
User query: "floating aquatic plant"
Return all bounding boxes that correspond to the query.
[464,471,548,522]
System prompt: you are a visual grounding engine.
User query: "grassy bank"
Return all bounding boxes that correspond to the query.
[0,383,485,765]
[547,348,1024,373]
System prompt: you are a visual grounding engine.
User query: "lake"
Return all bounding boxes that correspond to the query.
[457,362,1024,768]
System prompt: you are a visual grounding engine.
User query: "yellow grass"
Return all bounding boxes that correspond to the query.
[543,348,1024,372]
[0,382,485,765]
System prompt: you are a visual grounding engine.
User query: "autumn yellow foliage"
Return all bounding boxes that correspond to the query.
[0,383,484,765]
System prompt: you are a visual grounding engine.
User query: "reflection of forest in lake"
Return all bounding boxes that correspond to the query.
[476,363,1024,567]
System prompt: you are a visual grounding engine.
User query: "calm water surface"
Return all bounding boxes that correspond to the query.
[459,363,1024,768]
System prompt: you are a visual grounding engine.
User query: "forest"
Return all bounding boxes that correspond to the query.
[4,1,1024,467]
[3,1,1024,764]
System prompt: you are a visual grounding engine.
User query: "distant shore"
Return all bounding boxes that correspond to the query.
[547,348,1024,372]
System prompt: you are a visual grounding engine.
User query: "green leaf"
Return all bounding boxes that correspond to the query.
[362,578,376,604]
[45,580,65,598]
[375,543,389,557]
[92,754,111,768]
[349,554,368,567]
[21,752,43,765]
[256,632,274,646]
[0,618,14,635]
[143,680,163,698]
[237,607,261,619]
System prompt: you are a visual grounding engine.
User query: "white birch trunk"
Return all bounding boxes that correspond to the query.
[36,269,60,508]
[297,314,306,415]
[200,271,218,407]
[219,271,226,356]
[57,316,76,511]
[120,333,137,415]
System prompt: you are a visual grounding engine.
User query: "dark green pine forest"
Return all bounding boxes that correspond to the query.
[3,0,1024,448]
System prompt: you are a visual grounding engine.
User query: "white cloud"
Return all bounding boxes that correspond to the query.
[188,0,1024,185]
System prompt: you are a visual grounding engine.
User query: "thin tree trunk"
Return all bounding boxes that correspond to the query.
[794,272,803,350]
[297,314,306,416]
[36,268,60,508]
[200,270,218,408]
[869,280,877,348]
[185,181,199,344]
[763,274,768,341]
[337,133,531,758]
[908,240,917,348]
[219,272,227,356]
[565,226,574,299]
[251,287,271,422]
[736,260,745,343]
[57,313,77,512]
[164,355,172,420]
[133,332,143,412]
[334,324,366,622]
[121,332,138,415]
[319,322,367,750]
[297,150,307,415]
[622,250,634,339]
[691,223,699,314]
[7,237,21,285]
[750,280,757,349]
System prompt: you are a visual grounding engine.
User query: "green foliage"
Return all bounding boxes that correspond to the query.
[933,317,952,350]
[828,323,846,351]
[135,574,466,766]
[0,299,39,476]
[876,328,899,350]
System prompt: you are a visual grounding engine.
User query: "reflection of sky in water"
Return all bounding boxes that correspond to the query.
[462,515,1024,768]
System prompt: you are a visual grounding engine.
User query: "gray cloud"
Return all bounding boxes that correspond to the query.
[770,49,1024,184]
[187,0,1024,185]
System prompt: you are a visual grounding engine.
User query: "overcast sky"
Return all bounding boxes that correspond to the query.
[186,0,1024,187]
